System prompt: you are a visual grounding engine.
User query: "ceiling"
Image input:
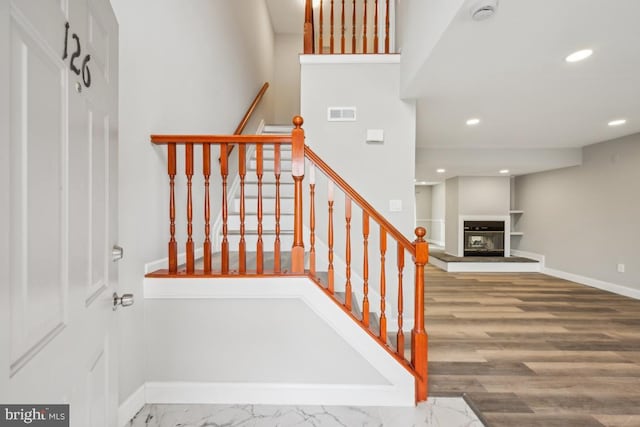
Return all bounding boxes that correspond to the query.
[412,0,640,149]
[264,0,640,181]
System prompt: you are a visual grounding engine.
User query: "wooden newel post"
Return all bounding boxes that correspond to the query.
[304,0,315,54]
[291,116,305,273]
[411,226,429,402]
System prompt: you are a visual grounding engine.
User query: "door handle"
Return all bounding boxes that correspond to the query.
[113,293,134,311]
[112,245,124,262]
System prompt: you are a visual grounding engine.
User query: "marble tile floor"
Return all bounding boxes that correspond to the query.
[126,398,484,427]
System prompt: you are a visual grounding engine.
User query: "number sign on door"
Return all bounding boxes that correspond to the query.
[62,22,91,88]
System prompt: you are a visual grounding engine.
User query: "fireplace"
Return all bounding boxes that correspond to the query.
[463,221,505,257]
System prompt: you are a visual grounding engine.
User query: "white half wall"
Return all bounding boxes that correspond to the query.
[142,277,415,407]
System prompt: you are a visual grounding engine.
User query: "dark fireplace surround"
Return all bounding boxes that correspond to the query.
[463,221,505,257]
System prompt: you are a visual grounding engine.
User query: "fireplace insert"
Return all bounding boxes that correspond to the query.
[463,221,505,257]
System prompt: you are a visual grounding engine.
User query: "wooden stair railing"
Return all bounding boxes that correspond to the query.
[304,0,392,54]
[148,116,428,402]
[304,145,428,401]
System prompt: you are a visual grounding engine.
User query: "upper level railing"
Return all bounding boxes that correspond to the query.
[304,0,393,54]
[148,116,427,402]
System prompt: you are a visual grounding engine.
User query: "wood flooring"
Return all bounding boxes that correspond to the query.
[425,264,640,427]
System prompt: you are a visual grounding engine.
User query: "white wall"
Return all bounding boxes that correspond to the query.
[430,182,445,245]
[444,177,459,255]
[300,56,417,324]
[458,176,510,215]
[273,34,302,124]
[145,298,386,384]
[110,0,275,404]
[515,134,640,290]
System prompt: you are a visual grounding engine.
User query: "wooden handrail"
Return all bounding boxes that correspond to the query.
[304,145,415,254]
[151,134,291,145]
[235,82,269,136]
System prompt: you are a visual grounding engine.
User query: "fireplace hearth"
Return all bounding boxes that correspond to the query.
[463,221,505,257]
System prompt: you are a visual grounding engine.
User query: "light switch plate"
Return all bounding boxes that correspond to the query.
[366,129,384,143]
[389,199,402,212]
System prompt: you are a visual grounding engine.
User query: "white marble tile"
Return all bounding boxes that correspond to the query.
[126,398,484,427]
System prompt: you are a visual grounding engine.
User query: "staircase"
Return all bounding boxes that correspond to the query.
[224,125,295,255]
[148,117,428,404]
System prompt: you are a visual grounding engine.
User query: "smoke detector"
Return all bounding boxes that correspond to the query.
[470,0,499,21]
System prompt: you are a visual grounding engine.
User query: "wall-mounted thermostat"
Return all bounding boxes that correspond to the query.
[328,106,356,121]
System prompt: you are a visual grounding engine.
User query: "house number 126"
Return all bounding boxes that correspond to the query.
[62,22,91,88]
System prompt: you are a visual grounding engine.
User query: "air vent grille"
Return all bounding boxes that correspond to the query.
[327,107,356,121]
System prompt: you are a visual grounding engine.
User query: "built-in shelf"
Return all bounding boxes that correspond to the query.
[510,210,524,237]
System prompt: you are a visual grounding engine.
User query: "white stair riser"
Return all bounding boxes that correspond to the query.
[249,159,292,171]
[255,149,292,160]
[227,214,295,230]
[244,174,295,184]
[232,197,294,213]
[224,233,294,249]
[243,183,295,198]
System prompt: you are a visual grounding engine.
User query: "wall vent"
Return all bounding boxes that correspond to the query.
[327,107,356,122]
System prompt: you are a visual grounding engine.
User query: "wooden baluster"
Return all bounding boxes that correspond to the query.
[327,181,335,293]
[309,164,316,275]
[345,195,352,310]
[362,212,370,326]
[362,0,368,53]
[351,0,356,53]
[274,145,282,273]
[291,116,305,273]
[379,226,387,341]
[397,243,405,358]
[412,227,429,401]
[385,0,390,53]
[341,0,345,53]
[238,145,247,273]
[319,0,324,53]
[185,144,194,274]
[256,144,264,273]
[220,144,229,274]
[374,0,379,53]
[203,144,212,273]
[304,0,315,54]
[330,0,335,53]
[168,145,177,274]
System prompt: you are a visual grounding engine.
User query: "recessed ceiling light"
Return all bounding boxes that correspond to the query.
[499,169,510,174]
[608,119,627,127]
[466,118,480,126]
[436,168,446,173]
[565,49,593,63]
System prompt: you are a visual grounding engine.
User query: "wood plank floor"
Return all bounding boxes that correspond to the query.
[425,265,640,427]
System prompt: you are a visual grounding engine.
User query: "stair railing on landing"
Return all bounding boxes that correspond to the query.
[148,116,428,402]
[304,0,393,54]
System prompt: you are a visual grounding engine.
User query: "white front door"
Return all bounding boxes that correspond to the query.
[0,0,119,425]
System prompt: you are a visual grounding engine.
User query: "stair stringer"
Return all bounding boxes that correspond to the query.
[143,276,415,406]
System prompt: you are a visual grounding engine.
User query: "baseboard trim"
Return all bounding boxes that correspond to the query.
[543,266,640,300]
[118,384,145,427]
[512,249,640,300]
[144,381,413,407]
